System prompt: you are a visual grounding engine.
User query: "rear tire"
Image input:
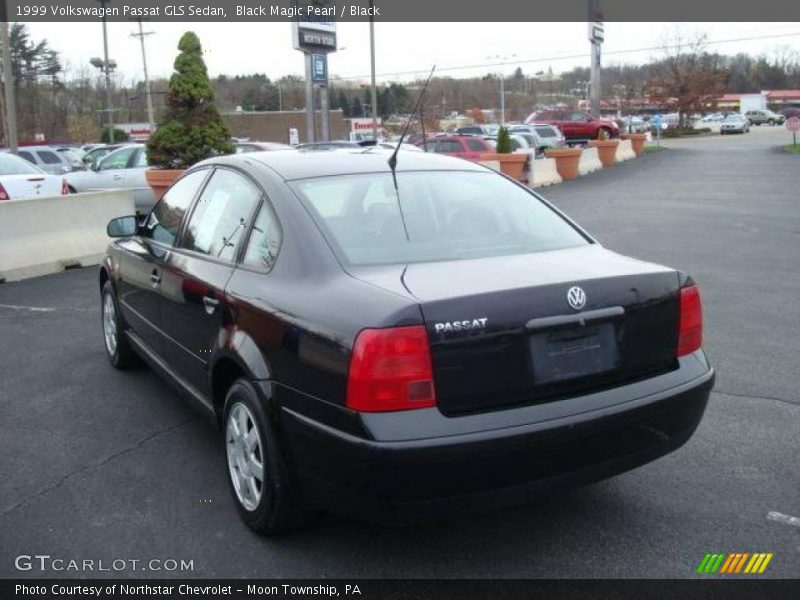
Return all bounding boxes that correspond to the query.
[597,128,611,140]
[101,281,139,369]
[767,119,775,126]
[223,379,306,535]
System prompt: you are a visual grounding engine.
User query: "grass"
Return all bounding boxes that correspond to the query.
[782,144,800,154]
[643,145,665,154]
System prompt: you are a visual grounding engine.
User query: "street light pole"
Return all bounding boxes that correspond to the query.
[1,21,18,152]
[500,75,505,125]
[132,18,155,136]
[99,0,114,143]
[369,0,378,140]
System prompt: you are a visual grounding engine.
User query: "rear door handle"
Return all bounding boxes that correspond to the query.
[202,296,220,315]
[150,269,161,285]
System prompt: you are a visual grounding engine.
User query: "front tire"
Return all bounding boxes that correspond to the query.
[223,379,305,535]
[101,280,139,369]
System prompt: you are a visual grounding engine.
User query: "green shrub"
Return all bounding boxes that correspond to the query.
[495,126,512,154]
[147,32,233,169]
[100,127,130,143]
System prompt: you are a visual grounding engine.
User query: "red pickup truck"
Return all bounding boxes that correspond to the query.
[525,110,619,142]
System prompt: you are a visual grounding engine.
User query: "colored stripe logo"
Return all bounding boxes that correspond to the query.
[697,552,773,574]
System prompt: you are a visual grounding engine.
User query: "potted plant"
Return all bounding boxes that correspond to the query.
[588,137,620,167]
[544,145,583,181]
[620,132,647,157]
[480,126,528,182]
[145,32,233,200]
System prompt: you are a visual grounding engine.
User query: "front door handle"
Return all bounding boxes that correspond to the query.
[150,269,161,285]
[202,295,220,315]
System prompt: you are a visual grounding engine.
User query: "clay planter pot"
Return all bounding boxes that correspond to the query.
[145,169,185,201]
[621,132,647,157]
[544,147,582,181]
[480,152,529,182]
[588,139,620,167]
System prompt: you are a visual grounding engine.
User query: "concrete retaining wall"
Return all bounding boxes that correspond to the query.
[0,190,135,282]
[616,139,636,162]
[529,158,562,188]
[578,147,603,175]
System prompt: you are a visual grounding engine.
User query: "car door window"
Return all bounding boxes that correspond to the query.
[467,139,487,151]
[569,112,590,121]
[37,150,62,165]
[99,147,136,171]
[242,202,282,271]
[144,169,209,245]
[133,148,149,168]
[180,169,261,262]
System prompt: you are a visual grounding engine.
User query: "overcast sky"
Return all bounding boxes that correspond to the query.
[24,21,800,84]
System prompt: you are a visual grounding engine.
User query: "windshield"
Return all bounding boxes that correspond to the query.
[291,171,589,266]
[1,153,44,176]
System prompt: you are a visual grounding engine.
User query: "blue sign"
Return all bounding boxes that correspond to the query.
[653,114,663,128]
[312,54,327,84]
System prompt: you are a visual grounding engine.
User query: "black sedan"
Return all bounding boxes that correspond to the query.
[100,151,714,533]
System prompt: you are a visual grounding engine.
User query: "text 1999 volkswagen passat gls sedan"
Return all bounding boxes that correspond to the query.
[100,150,714,533]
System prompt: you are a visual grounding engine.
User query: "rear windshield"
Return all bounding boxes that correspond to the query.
[291,171,588,265]
[1,154,42,175]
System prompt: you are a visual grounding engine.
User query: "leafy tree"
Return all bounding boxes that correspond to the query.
[147,32,233,169]
[337,90,350,118]
[495,126,512,154]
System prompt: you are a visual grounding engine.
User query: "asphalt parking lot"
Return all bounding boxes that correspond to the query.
[1,126,798,579]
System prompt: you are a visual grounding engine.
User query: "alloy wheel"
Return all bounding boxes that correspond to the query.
[102,292,118,356]
[226,402,265,511]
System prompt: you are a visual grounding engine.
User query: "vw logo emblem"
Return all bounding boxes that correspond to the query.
[567,286,586,311]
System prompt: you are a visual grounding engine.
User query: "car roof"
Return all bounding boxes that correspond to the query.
[201,148,487,181]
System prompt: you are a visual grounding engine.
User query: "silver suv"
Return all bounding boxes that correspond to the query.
[745,110,785,126]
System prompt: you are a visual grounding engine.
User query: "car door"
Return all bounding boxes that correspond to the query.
[115,169,211,357]
[563,111,591,140]
[89,146,139,190]
[159,167,263,394]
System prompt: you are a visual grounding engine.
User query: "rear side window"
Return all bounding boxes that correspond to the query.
[17,151,35,164]
[144,169,209,245]
[435,140,462,153]
[466,139,486,151]
[37,150,62,165]
[180,169,261,262]
[242,203,282,271]
[291,171,588,266]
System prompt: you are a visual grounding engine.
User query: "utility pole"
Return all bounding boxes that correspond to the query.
[304,54,315,143]
[1,21,18,152]
[98,0,114,142]
[369,0,378,140]
[500,75,505,125]
[588,0,604,117]
[131,18,155,135]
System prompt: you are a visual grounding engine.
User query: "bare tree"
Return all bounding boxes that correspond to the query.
[647,30,727,128]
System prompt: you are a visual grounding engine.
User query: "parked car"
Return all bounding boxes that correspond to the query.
[100,150,713,533]
[720,114,750,135]
[415,134,493,160]
[0,152,68,200]
[744,110,785,126]
[235,141,294,153]
[56,147,88,171]
[700,113,724,123]
[508,124,566,154]
[616,116,647,134]
[15,145,72,176]
[525,110,619,141]
[83,144,124,168]
[66,143,155,212]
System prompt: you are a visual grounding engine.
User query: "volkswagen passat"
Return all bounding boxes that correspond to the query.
[100,151,714,533]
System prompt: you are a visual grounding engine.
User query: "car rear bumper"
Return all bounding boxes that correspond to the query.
[278,360,714,524]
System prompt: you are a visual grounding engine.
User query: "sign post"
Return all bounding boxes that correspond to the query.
[787,116,800,147]
[587,0,604,117]
[653,114,663,147]
[292,1,337,143]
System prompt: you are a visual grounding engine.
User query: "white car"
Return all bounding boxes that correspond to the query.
[66,143,156,213]
[0,153,68,201]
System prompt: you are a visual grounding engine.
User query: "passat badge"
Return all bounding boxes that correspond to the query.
[434,318,488,334]
[567,286,586,311]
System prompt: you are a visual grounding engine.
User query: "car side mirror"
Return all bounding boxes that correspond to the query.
[90,161,100,171]
[107,215,138,238]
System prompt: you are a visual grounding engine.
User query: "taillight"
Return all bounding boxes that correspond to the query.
[346,326,436,412]
[677,285,703,357]
[61,178,69,195]
[0,183,8,201]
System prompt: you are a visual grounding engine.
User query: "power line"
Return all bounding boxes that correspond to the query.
[333,30,800,81]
